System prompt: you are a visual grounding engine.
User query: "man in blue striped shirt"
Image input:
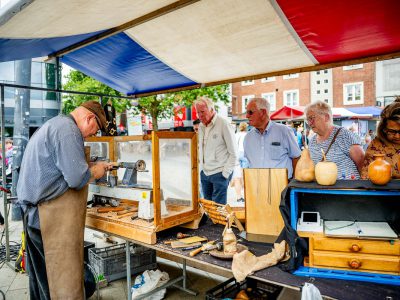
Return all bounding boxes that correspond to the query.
[243,98,301,178]
[17,101,113,299]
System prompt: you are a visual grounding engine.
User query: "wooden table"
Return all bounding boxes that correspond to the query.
[88,220,400,300]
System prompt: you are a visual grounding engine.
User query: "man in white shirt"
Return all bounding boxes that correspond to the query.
[194,97,238,204]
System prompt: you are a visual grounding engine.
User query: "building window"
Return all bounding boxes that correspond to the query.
[324,89,328,94]
[324,70,328,74]
[343,82,364,105]
[261,77,276,83]
[317,80,320,84]
[283,89,299,106]
[343,64,363,71]
[261,92,276,111]
[241,80,254,86]
[242,95,254,113]
[283,73,299,80]
[317,90,320,94]
[324,79,328,83]
[316,71,320,75]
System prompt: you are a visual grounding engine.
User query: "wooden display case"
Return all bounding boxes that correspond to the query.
[85,132,200,244]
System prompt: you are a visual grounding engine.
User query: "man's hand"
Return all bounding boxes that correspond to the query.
[90,161,114,180]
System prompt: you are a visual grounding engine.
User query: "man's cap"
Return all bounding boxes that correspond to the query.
[80,101,106,130]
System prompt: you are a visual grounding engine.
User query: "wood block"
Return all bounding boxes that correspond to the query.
[244,168,288,238]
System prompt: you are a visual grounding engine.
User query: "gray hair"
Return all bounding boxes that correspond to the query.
[304,101,333,122]
[194,96,214,111]
[248,97,270,113]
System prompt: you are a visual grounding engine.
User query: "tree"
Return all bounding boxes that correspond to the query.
[62,70,131,113]
[133,84,229,131]
[62,69,230,131]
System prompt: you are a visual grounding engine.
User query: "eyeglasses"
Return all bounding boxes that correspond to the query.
[306,115,318,124]
[385,128,400,136]
[246,110,256,115]
[93,114,102,131]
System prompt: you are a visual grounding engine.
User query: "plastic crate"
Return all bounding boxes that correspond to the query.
[84,241,95,263]
[88,243,157,282]
[206,277,283,300]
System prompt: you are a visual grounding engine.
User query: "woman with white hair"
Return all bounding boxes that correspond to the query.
[304,101,364,179]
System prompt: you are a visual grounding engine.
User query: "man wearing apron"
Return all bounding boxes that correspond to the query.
[17,101,113,299]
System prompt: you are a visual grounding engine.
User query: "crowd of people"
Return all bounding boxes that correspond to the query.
[193,96,400,204]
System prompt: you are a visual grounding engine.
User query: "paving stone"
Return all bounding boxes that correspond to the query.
[5,288,29,300]
[9,272,29,290]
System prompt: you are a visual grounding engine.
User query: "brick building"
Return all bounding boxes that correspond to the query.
[231,58,400,120]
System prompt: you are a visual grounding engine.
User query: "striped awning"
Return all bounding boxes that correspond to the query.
[1,0,399,96]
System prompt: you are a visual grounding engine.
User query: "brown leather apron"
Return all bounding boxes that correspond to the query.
[38,186,88,300]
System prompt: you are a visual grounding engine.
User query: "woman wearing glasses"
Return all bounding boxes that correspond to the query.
[361,97,400,179]
[304,101,364,179]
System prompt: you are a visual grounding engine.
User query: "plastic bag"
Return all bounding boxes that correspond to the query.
[301,283,322,300]
[131,269,169,300]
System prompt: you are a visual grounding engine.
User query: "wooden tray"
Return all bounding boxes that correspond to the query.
[209,244,248,260]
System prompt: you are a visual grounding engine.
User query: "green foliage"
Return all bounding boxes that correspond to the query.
[62,70,131,114]
[133,84,229,130]
[62,68,229,131]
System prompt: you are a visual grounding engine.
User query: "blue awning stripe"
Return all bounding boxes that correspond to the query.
[0,31,105,62]
[61,32,197,95]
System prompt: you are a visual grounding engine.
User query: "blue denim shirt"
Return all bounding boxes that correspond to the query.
[17,115,91,229]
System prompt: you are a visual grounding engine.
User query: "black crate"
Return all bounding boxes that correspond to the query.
[206,277,283,300]
[89,243,157,282]
[84,241,95,263]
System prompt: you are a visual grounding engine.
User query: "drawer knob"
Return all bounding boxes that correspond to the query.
[348,259,361,269]
[351,244,361,252]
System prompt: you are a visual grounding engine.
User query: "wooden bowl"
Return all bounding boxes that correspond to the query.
[209,244,248,260]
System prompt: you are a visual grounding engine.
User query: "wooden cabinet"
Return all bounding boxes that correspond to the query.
[291,185,400,284]
[309,236,400,274]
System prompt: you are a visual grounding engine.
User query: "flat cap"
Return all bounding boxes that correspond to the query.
[80,101,106,130]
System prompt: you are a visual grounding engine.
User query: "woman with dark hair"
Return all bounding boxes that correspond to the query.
[361,97,400,179]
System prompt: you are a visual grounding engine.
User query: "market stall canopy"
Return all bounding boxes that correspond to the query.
[331,108,372,119]
[1,0,400,96]
[346,106,382,118]
[269,106,304,120]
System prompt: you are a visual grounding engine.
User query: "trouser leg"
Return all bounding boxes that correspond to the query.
[23,210,50,300]
[200,171,213,201]
[211,172,232,205]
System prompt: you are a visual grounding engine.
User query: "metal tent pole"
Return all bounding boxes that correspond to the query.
[0,84,10,262]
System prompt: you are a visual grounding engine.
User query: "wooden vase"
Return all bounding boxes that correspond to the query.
[368,154,391,185]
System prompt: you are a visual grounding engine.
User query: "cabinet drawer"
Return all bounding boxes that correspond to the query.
[312,237,400,255]
[311,251,400,274]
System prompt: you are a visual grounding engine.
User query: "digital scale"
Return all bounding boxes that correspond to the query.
[297,211,323,233]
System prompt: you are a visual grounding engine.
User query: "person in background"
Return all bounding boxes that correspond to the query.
[4,139,13,174]
[193,118,200,133]
[17,101,114,299]
[194,97,237,205]
[296,126,304,149]
[304,101,364,179]
[231,122,248,203]
[244,98,300,178]
[363,135,372,151]
[286,121,297,136]
[361,97,400,179]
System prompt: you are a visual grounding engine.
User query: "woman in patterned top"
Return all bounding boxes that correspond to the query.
[304,101,364,179]
[361,97,400,179]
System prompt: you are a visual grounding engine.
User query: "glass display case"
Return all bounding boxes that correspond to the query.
[85,132,199,244]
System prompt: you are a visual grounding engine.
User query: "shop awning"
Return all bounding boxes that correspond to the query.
[345,106,382,118]
[270,106,305,120]
[331,108,372,119]
[1,0,400,96]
